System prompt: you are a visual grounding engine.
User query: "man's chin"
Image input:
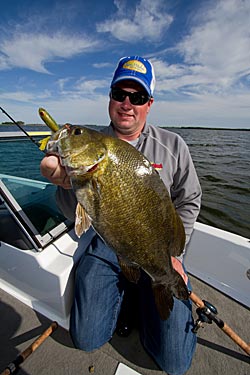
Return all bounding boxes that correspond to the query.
[117,124,135,133]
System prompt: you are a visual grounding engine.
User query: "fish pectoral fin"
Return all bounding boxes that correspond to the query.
[152,283,174,320]
[75,202,92,237]
[118,257,141,284]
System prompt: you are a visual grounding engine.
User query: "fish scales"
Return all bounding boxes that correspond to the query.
[47,125,189,319]
[73,137,177,270]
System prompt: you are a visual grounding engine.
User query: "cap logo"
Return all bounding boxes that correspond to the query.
[123,60,147,74]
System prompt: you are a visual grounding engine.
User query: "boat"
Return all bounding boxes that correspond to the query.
[0,130,51,139]
[0,173,249,374]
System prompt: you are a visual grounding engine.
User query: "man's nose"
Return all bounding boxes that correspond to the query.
[121,95,132,106]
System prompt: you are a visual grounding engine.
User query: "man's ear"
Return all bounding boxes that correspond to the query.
[147,97,154,113]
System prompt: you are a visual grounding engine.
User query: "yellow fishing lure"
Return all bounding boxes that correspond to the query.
[38,108,60,150]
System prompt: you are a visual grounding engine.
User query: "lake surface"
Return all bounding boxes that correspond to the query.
[0,125,249,238]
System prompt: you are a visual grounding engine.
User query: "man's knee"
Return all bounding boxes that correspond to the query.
[70,323,112,352]
[69,253,123,352]
[155,335,196,375]
[140,297,197,375]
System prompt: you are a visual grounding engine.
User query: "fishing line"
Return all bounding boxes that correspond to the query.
[0,106,45,152]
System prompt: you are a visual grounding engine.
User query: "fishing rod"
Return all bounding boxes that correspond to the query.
[0,106,43,151]
[0,107,59,152]
[0,322,58,375]
[189,291,250,356]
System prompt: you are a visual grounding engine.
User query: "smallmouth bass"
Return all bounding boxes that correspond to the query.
[47,124,189,319]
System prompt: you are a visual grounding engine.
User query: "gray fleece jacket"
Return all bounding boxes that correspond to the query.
[56,123,202,255]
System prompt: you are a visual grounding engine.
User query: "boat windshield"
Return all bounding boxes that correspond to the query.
[0,174,73,250]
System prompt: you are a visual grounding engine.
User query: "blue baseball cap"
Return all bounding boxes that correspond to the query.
[110,56,156,97]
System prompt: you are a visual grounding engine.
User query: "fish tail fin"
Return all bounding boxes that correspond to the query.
[152,271,189,320]
[152,283,174,320]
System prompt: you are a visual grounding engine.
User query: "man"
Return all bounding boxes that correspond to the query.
[40,56,201,375]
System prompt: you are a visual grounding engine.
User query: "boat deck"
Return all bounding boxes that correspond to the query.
[0,275,249,375]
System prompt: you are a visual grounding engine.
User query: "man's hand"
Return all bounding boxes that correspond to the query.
[171,257,188,285]
[40,155,71,189]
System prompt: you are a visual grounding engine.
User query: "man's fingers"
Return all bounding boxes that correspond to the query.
[40,155,71,189]
[40,155,59,176]
[171,257,188,285]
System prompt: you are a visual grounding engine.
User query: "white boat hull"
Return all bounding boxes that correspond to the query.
[185,222,250,307]
[0,221,249,330]
[0,229,94,328]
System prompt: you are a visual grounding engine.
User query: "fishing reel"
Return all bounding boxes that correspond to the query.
[192,300,218,333]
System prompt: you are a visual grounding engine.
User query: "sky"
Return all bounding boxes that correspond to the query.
[0,0,250,128]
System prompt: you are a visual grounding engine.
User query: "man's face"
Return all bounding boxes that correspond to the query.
[108,80,154,137]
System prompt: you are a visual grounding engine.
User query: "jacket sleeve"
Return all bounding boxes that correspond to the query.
[56,187,78,221]
[170,141,202,247]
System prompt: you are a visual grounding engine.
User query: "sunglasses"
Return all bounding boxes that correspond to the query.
[110,87,150,106]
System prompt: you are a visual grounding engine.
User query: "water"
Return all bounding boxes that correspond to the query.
[171,128,250,238]
[0,126,249,239]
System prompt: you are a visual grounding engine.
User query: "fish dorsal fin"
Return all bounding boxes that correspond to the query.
[118,256,141,284]
[75,202,92,237]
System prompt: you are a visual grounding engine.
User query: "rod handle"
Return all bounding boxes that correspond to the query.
[189,291,250,356]
[0,322,58,375]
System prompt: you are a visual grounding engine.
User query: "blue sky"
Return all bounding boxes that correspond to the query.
[0,0,249,128]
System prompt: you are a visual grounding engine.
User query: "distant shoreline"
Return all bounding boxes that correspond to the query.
[171,126,250,131]
[0,123,249,131]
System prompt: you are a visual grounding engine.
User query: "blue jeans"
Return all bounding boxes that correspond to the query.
[70,235,196,375]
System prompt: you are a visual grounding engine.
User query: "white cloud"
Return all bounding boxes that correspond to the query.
[57,77,72,91]
[96,0,173,42]
[148,90,250,127]
[0,90,52,102]
[1,0,249,128]
[0,76,109,108]
[0,54,10,70]
[152,60,213,94]
[152,0,250,98]
[0,32,99,73]
[1,84,249,127]
[75,78,108,94]
[177,0,250,88]
[43,96,110,125]
[0,96,109,126]
[93,62,112,68]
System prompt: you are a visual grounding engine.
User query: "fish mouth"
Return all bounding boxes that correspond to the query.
[46,139,59,154]
[46,126,73,154]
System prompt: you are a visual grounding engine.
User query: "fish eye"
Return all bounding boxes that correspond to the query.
[73,128,84,135]
[98,152,105,160]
